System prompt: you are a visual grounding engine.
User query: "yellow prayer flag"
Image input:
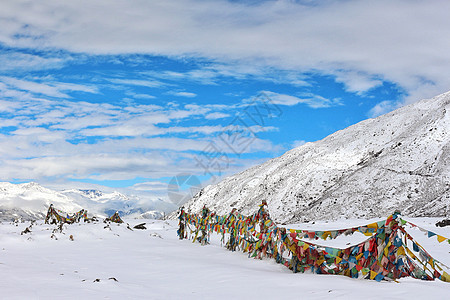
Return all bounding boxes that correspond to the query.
[335,257,342,264]
[408,250,416,259]
[303,243,310,250]
[397,246,406,256]
[316,259,325,266]
[355,253,363,261]
[437,235,446,243]
[442,271,450,282]
[406,247,413,256]
[370,270,378,280]
[367,222,378,230]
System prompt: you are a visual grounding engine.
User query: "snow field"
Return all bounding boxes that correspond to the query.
[0,218,449,299]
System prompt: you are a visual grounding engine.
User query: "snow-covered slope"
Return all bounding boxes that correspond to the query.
[0,182,172,221]
[0,182,83,221]
[185,91,450,223]
[1,218,449,299]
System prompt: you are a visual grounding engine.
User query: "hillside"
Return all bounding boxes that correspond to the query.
[184,91,450,223]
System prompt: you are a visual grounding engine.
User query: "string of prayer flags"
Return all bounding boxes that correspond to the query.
[45,204,88,224]
[182,205,449,283]
[400,218,450,244]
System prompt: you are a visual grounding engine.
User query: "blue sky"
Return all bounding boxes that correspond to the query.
[1,0,449,205]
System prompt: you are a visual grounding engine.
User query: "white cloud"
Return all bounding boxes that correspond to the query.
[52,82,98,94]
[145,70,218,85]
[1,0,449,100]
[107,78,165,88]
[132,181,169,191]
[145,64,311,87]
[0,154,171,179]
[0,99,21,112]
[0,52,65,71]
[0,76,70,98]
[368,100,398,118]
[127,93,156,99]
[0,93,281,187]
[261,91,342,108]
[10,127,66,143]
[0,76,99,99]
[332,70,383,94]
[168,91,197,98]
[205,112,229,120]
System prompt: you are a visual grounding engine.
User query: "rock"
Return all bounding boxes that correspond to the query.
[150,232,162,239]
[21,226,32,235]
[436,219,450,227]
[133,223,147,230]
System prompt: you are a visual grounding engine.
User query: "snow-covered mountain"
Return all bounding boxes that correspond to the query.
[184,91,450,223]
[0,182,173,221]
[61,189,169,219]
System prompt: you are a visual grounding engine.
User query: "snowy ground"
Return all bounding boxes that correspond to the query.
[0,218,449,299]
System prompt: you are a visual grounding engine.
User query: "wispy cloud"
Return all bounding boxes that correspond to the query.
[368,100,398,118]
[126,92,156,100]
[332,70,383,95]
[0,76,70,98]
[205,112,229,120]
[107,78,165,88]
[144,64,311,87]
[145,70,219,85]
[168,91,197,98]
[0,90,280,184]
[1,0,449,100]
[0,52,66,71]
[259,91,342,108]
[0,76,99,99]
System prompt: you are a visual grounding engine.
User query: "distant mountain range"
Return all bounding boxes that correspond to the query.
[0,182,175,221]
[184,91,450,223]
